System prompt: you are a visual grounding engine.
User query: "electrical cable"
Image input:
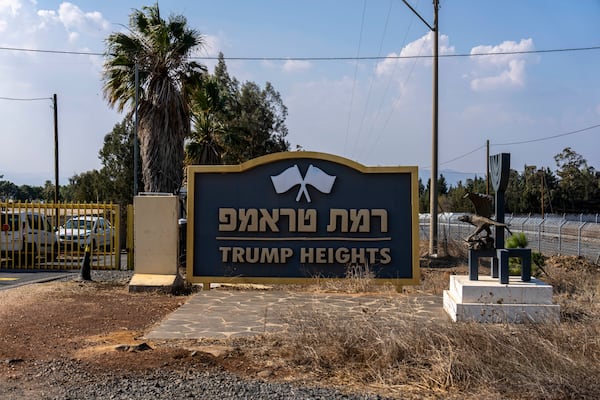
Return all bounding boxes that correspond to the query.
[440,144,486,166]
[361,31,427,160]
[430,122,600,169]
[343,0,368,156]
[0,96,52,101]
[493,123,600,146]
[349,0,395,159]
[1,44,599,60]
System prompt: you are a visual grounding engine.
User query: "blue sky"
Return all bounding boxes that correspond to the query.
[1,0,599,187]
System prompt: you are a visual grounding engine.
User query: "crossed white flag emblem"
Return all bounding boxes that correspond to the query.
[270,164,336,203]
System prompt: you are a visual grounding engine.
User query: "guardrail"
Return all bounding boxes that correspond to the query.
[419,213,600,264]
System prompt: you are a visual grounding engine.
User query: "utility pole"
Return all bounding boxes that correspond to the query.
[486,139,490,195]
[53,93,60,229]
[540,169,545,218]
[134,63,140,196]
[402,0,440,257]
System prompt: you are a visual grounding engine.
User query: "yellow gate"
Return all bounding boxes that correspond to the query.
[0,202,120,270]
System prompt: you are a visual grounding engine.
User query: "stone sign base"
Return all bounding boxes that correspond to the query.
[443,275,560,323]
[129,273,184,293]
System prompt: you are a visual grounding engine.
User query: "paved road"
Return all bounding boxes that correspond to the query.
[0,270,76,290]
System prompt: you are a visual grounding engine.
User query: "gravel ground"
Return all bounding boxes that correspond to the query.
[61,269,136,284]
[3,269,389,400]
[12,359,386,400]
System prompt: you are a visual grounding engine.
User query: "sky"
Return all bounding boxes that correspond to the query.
[1,0,599,187]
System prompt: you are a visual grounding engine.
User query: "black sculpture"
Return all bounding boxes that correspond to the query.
[459,191,512,249]
[463,153,531,284]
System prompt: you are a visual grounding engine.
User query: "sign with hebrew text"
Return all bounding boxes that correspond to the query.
[186,152,419,287]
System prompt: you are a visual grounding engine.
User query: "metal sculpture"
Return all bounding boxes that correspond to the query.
[459,191,512,249]
[462,153,531,284]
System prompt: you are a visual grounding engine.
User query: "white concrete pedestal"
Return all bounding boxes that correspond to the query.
[443,275,560,323]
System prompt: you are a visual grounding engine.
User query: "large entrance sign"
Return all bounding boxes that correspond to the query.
[187,152,419,288]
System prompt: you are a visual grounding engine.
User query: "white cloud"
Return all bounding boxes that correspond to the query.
[375,32,455,77]
[37,2,110,41]
[282,59,311,73]
[469,38,535,91]
[0,0,22,17]
[57,2,109,31]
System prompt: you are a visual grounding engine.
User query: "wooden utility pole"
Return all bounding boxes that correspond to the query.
[540,169,545,218]
[430,0,439,257]
[486,140,490,194]
[402,0,440,256]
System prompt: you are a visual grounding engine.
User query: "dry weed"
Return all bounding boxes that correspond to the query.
[273,307,600,399]
[254,254,600,399]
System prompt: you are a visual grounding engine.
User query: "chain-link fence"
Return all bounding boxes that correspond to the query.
[420,213,600,264]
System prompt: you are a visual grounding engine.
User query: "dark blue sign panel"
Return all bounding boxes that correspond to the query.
[187,152,419,287]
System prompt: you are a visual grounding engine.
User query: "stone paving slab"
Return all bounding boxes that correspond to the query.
[145,290,447,340]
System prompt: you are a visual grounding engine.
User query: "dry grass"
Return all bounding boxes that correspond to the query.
[316,263,397,294]
[228,253,600,399]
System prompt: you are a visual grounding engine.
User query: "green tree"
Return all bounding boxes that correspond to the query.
[41,180,56,203]
[16,185,43,202]
[419,175,449,213]
[187,54,290,165]
[505,168,526,213]
[418,178,428,213]
[224,81,290,163]
[102,3,206,193]
[66,170,109,202]
[186,75,225,165]
[554,147,599,212]
[98,119,142,205]
[445,182,470,212]
[0,178,18,201]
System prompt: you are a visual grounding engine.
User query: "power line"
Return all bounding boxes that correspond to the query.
[436,122,600,168]
[349,0,395,159]
[0,96,52,101]
[359,0,424,160]
[493,123,600,146]
[1,44,599,61]
[440,144,486,166]
[343,0,368,155]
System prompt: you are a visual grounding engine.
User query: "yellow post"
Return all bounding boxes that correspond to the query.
[113,204,121,270]
[127,204,134,270]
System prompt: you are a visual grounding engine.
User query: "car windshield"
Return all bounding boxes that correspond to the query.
[65,219,93,230]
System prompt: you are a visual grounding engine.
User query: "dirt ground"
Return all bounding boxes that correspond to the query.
[0,266,447,398]
[0,255,596,399]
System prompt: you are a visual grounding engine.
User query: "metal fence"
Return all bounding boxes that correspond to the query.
[1,201,120,270]
[420,213,600,264]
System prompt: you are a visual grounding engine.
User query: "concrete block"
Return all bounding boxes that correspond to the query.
[444,275,560,323]
[128,273,183,293]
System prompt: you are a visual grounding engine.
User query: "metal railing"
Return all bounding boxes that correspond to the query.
[420,213,600,264]
[1,201,120,270]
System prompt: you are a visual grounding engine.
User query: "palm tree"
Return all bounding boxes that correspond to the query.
[102,4,205,193]
[186,76,225,165]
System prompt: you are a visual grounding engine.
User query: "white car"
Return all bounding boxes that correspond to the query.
[57,216,113,251]
[1,211,59,262]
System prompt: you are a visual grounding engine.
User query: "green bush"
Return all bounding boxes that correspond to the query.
[506,232,528,249]
[505,233,545,276]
